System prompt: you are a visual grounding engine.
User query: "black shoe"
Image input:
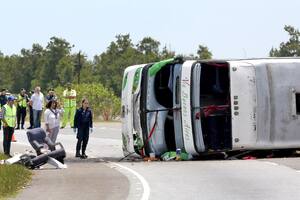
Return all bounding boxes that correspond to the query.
[60,126,65,129]
[71,126,74,128]
[21,126,24,129]
[27,126,33,129]
[16,127,20,130]
[80,154,88,159]
[75,153,81,158]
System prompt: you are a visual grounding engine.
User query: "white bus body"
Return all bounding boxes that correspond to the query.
[121,58,300,157]
[121,64,146,156]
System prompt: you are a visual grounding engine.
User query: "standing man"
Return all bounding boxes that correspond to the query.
[16,88,28,129]
[0,89,7,130]
[27,90,34,129]
[45,88,56,103]
[30,86,44,128]
[61,83,76,128]
[1,96,17,157]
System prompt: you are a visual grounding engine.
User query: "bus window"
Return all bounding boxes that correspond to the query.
[175,76,180,105]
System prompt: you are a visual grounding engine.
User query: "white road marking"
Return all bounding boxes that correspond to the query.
[263,161,279,166]
[12,141,31,148]
[112,163,150,200]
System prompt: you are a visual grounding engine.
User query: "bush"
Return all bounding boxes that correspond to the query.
[55,83,121,121]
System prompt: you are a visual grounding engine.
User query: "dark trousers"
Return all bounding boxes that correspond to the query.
[76,127,90,154]
[29,106,33,128]
[17,106,26,128]
[3,126,14,155]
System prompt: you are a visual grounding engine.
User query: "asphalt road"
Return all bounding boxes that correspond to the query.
[3,123,300,200]
[121,159,300,200]
[7,122,123,159]
[14,161,130,200]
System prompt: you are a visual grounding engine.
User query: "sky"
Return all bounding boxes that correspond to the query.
[1,0,300,59]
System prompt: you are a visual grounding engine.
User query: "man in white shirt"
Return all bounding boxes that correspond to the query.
[30,86,44,128]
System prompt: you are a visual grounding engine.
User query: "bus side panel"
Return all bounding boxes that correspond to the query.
[181,61,199,155]
[145,71,168,156]
[121,66,140,156]
[132,67,144,150]
[173,64,185,150]
[230,62,257,150]
[191,63,205,152]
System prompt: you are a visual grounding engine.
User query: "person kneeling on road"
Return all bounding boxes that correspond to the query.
[73,98,93,159]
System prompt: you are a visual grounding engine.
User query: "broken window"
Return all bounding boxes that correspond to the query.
[296,93,300,115]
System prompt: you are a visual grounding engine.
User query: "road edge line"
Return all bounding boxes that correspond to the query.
[112,162,150,200]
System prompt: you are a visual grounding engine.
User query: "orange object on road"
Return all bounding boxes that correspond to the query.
[143,156,159,162]
[12,133,17,142]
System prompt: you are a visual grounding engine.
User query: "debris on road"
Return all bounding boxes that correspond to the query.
[1,128,67,169]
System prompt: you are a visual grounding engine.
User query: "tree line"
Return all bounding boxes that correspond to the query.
[0,35,213,97]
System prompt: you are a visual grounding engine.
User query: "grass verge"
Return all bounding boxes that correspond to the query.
[0,154,32,200]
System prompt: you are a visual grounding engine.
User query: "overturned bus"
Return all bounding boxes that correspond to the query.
[121,57,300,158]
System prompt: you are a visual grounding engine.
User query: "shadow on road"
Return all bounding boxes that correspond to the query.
[65,157,124,163]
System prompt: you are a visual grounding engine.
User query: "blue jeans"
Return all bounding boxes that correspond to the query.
[33,109,42,128]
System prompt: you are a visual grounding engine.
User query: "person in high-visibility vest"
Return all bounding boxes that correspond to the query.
[16,88,29,129]
[1,96,17,157]
[61,83,76,128]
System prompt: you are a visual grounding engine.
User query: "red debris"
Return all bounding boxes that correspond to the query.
[242,156,256,160]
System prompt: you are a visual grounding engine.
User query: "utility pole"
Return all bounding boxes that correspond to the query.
[76,51,82,84]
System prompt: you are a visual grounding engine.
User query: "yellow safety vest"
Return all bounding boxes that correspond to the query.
[4,104,16,128]
[63,89,77,108]
[18,94,27,107]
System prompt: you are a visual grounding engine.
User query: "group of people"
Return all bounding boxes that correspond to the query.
[0,83,93,159]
